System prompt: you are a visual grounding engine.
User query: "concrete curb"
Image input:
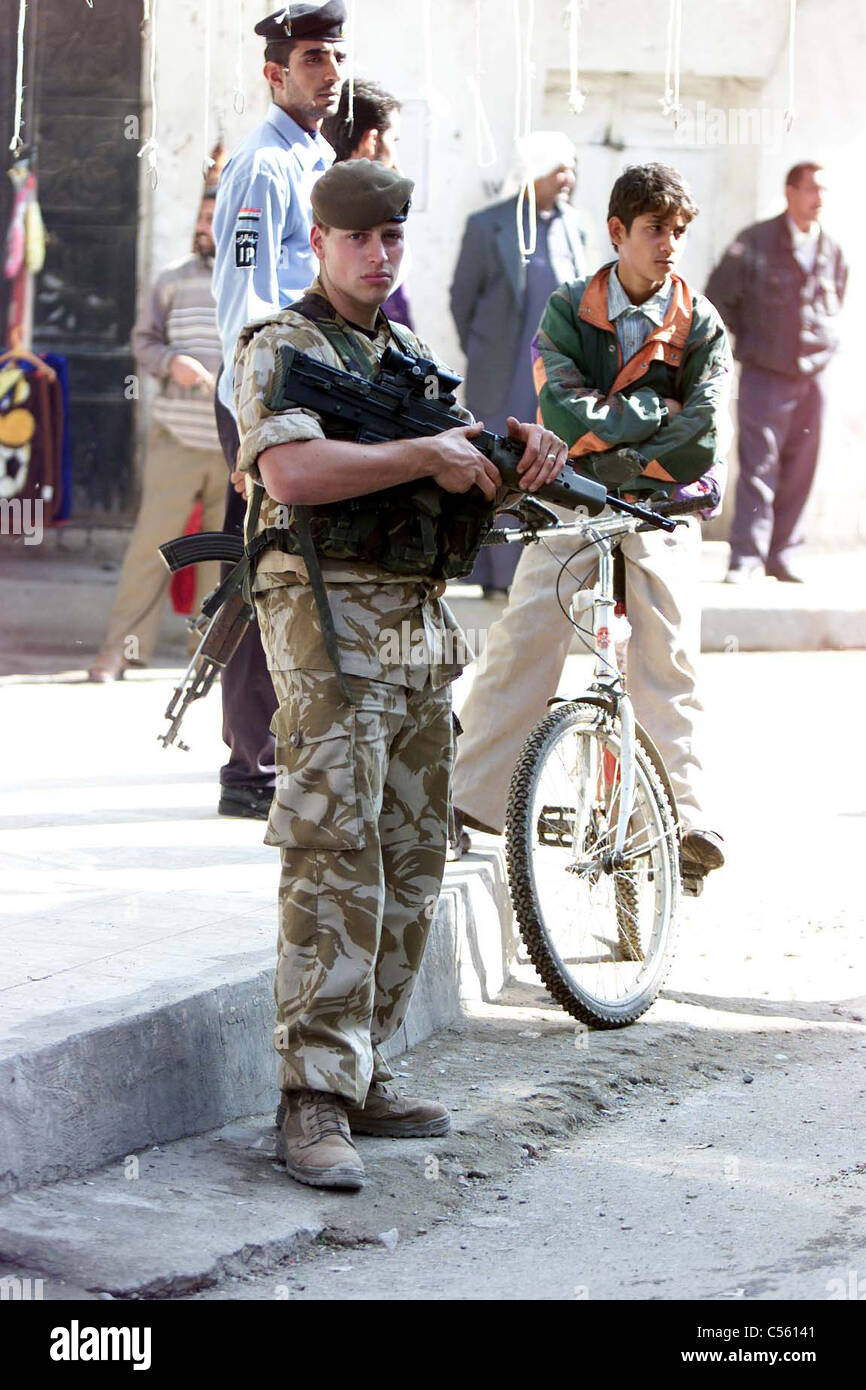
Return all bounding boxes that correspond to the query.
[0,854,512,1197]
[447,583,866,655]
[2,543,865,675]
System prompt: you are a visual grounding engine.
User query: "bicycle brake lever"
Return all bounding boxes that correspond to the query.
[496,496,560,530]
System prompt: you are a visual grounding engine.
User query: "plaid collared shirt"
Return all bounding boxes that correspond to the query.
[607,266,674,364]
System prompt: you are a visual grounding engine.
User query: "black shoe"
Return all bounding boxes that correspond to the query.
[766,559,806,583]
[218,785,274,820]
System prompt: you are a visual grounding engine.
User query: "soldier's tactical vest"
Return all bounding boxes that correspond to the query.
[252,291,494,581]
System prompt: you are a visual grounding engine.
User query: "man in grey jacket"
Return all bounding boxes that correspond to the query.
[89,191,225,681]
[706,162,847,583]
[450,132,594,591]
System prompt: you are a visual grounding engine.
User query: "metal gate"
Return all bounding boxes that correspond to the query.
[28,0,143,520]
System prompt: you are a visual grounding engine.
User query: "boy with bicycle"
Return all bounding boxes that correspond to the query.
[452,163,732,883]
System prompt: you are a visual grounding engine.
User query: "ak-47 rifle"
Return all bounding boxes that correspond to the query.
[156,344,675,748]
[157,531,246,750]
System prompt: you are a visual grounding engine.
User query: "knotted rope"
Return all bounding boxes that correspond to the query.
[661,0,683,127]
[8,0,26,156]
[137,0,160,189]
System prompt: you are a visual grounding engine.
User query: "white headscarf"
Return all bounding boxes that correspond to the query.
[502,131,577,197]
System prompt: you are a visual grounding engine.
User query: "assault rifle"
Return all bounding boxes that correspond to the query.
[157,541,246,751]
[156,345,676,748]
[264,343,672,525]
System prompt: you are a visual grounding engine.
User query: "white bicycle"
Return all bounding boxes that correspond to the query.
[501,488,715,1028]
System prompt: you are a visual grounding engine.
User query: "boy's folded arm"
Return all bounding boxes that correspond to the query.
[533,300,665,453]
[637,323,733,484]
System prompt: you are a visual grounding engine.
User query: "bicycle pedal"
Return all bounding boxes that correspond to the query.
[537,805,575,848]
[681,872,705,897]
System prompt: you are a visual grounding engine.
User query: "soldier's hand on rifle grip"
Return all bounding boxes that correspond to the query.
[506,417,569,493]
[422,421,501,501]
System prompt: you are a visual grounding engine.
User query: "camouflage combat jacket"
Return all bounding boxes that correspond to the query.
[232,278,473,688]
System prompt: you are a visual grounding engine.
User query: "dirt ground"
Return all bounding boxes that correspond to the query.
[185,652,866,1302]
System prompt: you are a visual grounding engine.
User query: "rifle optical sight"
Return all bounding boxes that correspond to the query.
[378,345,463,402]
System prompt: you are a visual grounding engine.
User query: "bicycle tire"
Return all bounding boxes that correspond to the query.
[505,699,680,1028]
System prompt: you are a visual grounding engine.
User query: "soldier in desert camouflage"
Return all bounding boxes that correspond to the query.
[233,158,568,1190]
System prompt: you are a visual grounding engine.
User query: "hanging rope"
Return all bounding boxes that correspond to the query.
[345,0,356,130]
[234,0,246,115]
[8,0,26,156]
[137,0,159,189]
[513,0,537,263]
[516,173,537,265]
[423,0,434,120]
[472,0,497,167]
[784,0,797,130]
[568,0,585,114]
[662,0,674,113]
[202,0,215,176]
[660,0,683,127]
[512,0,523,144]
[523,0,535,136]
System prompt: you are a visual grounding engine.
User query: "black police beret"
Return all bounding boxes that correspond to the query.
[255,2,346,43]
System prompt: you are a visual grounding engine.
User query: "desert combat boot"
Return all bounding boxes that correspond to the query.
[277,1089,365,1190]
[344,1081,451,1137]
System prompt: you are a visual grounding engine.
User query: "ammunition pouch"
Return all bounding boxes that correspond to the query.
[257,481,494,582]
[249,290,495,582]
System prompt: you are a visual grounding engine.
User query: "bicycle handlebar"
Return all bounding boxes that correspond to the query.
[635,481,721,527]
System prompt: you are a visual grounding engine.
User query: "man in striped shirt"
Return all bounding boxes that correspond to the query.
[88,191,226,681]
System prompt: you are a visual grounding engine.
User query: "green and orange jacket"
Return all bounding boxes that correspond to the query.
[531,263,732,494]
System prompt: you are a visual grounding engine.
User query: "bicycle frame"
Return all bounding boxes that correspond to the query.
[581,523,636,866]
[503,510,649,868]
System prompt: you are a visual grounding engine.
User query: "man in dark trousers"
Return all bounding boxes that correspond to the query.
[706,162,847,584]
[211,2,346,818]
[450,132,593,592]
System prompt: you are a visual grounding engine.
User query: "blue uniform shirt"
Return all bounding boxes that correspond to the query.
[212,102,334,415]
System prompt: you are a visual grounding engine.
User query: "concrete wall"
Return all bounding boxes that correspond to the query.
[141,0,864,546]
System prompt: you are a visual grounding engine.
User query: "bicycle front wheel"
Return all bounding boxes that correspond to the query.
[505,700,680,1028]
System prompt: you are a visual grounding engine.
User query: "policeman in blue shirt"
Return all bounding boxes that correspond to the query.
[213,3,348,416]
[212,1,347,820]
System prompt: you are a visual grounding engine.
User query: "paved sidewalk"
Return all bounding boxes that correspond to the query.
[1,540,863,679]
[0,666,512,1192]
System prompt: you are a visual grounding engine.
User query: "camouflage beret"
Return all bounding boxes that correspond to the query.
[255,2,346,42]
[311,159,414,230]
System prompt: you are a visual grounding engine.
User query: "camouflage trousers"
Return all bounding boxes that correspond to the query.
[265,666,453,1105]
